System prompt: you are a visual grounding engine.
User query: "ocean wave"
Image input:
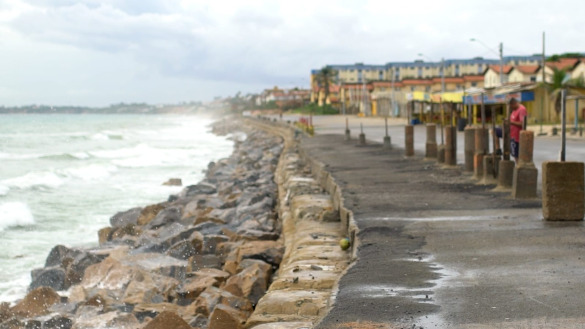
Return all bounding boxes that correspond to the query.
[0,202,35,231]
[40,152,92,161]
[0,186,8,196]
[61,164,118,180]
[0,152,42,160]
[89,143,151,159]
[91,131,124,141]
[2,171,64,190]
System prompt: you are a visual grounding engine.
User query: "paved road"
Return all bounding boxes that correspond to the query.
[275,114,585,187]
[262,114,585,328]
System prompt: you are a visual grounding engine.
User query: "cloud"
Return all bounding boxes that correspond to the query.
[1,0,585,106]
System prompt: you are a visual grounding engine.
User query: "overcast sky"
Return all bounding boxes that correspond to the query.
[1,0,584,106]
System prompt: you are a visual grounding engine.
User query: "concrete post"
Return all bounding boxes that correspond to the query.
[405,125,414,157]
[383,117,392,149]
[512,131,538,199]
[542,161,584,221]
[425,124,437,159]
[345,118,351,141]
[359,123,366,145]
[496,160,515,190]
[444,126,457,166]
[464,126,476,172]
[473,128,488,180]
[481,155,500,185]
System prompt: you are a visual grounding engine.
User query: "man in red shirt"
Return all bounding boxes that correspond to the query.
[509,98,527,162]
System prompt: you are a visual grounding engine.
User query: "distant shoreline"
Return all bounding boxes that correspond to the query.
[0,104,223,115]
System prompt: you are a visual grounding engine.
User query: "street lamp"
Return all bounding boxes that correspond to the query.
[470,38,504,86]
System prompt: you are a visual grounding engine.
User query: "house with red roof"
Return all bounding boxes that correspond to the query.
[484,65,514,88]
[508,65,540,84]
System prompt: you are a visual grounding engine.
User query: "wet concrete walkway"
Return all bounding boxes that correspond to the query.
[302,134,585,329]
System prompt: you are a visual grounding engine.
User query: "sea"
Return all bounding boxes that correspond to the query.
[0,114,235,302]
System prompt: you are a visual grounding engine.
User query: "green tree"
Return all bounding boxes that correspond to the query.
[548,68,584,119]
[315,66,337,106]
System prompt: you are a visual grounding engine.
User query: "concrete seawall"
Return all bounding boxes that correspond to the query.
[245,119,357,328]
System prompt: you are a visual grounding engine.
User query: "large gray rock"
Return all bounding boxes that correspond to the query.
[181,183,217,197]
[29,267,66,291]
[109,207,142,228]
[146,206,183,230]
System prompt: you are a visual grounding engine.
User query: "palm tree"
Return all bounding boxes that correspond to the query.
[315,66,337,106]
[549,67,567,117]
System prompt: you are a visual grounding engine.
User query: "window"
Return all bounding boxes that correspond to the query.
[530,76,536,82]
[379,87,386,92]
[379,71,384,80]
[417,68,422,78]
[411,86,415,91]
[477,65,483,73]
[425,86,431,92]
[471,82,477,87]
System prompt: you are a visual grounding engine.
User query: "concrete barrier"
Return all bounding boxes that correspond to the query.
[495,160,515,190]
[480,155,500,185]
[464,127,476,172]
[405,125,414,157]
[437,144,445,164]
[383,135,392,149]
[444,126,457,166]
[512,131,537,199]
[345,129,351,141]
[542,161,584,221]
[425,124,437,159]
[473,128,488,180]
[359,133,366,145]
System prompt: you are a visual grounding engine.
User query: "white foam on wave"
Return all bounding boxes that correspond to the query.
[3,171,64,190]
[90,143,151,159]
[70,152,91,160]
[0,185,8,196]
[0,152,42,160]
[61,164,118,180]
[0,202,35,231]
[91,130,125,141]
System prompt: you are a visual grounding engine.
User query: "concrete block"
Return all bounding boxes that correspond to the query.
[344,129,351,141]
[542,161,584,221]
[359,133,366,145]
[473,154,484,180]
[437,145,445,164]
[480,155,500,185]
[512,166,538,199]
[425,142,437,159]
[383,136,392,149]
[405,125,414,156]
[444,126,457,166]
[496,159,515,190]
[464,127,476,172]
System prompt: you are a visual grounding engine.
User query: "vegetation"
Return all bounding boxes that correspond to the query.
[291,103,339,115]
[548,67,585,120]
[314,66,337,105]
[546,52,584,62]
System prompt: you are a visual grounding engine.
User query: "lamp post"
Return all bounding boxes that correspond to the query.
[470,38,504,86]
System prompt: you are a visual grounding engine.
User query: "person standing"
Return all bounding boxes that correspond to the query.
[509,98,527,162]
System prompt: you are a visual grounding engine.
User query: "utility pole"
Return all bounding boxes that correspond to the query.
[391,67,396,117]
[540,31,546,135]
[441,58,445,95]
[499,42,504,86]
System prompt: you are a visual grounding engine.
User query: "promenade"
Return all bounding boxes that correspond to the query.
[294,116,585,328]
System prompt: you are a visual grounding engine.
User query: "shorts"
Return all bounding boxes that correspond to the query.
[511,138,519,158]
[495,127,502,138]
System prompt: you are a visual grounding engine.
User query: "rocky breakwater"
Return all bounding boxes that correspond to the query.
[0,120,285,329]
